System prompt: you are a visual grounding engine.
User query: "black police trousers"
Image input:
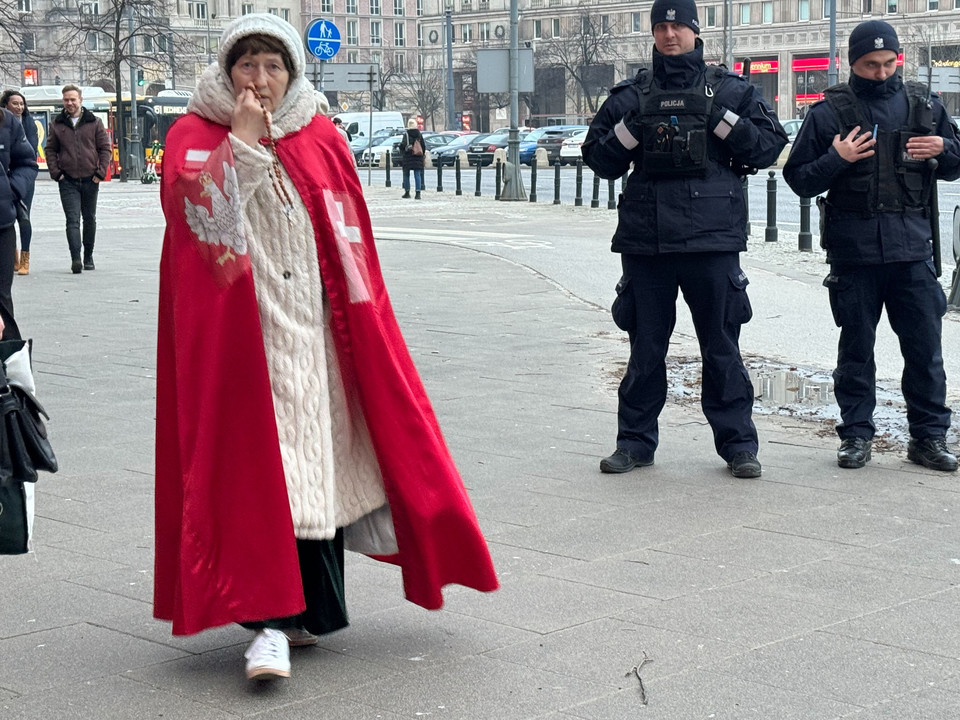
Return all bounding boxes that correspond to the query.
[825,260,950,441]
[613,251,758,462]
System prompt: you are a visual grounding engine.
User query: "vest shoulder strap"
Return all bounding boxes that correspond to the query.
[824,84,863,133]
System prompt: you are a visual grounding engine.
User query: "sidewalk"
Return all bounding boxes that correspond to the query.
[0,180,958,719]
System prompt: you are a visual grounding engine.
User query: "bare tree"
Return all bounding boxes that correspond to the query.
[0,3,73,85]
[392,68,444,129]
[536,3,618,115]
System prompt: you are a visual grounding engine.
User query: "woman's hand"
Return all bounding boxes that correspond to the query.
[231,86,268,147]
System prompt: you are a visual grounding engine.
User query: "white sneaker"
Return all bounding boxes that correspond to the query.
[244,629,291,680]
[282,627,319,647]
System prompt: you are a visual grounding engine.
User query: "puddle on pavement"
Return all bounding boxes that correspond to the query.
[749,367,835,408]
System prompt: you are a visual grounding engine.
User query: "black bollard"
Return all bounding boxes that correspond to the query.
[530,161,538,203]
[765,171,778,242]
[495,159,502,200]
[607,179,616,209]
[574,160,583,207]
[590,174,600,208]
[455,156,463,196]
[436,162,443,192]
[798,196,813,252]
[475,159,482,197]
[742,176,751,235]
[553,161,561,205]
[385,151,392,188]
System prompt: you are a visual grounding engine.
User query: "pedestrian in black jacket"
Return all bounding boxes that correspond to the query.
[398,119,425,199]
[784,20,960,472]
[582,0,787,478]
[0,107,39,338]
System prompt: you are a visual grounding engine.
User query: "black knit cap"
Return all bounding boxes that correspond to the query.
[848,20,899,66]
[650,0,701,34]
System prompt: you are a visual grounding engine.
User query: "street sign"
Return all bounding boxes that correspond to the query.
[304,62,379,91]
[476,49,535,94]
[304,19,341,61]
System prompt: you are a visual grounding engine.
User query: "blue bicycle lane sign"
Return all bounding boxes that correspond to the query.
[304,19,341,61]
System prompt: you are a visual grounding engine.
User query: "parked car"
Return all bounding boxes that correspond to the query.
[518,128,549,165]
[558,128,589,165]
[359,132,452,166]
[536,125,590,164]
[466,130,531,166]
[360,135,404,166]
[350,127,403,160]
[782,118,804,141]
[432,133,481,167]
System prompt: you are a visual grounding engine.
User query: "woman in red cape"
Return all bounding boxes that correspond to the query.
[154,13,497,681]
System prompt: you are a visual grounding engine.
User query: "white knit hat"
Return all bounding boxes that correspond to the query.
[217,13,306,101]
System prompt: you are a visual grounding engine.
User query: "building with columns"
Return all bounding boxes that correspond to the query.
[4,0,958,128]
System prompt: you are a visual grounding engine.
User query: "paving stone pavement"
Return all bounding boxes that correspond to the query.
[0,178,958,719]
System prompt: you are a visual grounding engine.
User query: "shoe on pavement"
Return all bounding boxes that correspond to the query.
[282,627,319,647]
[837,437,871,469]
[907,436,958,472]
[71,258,82,274]
[244,629,291,680]
[83,256,95,270]
[727,451,762,478]
[599,448,653,474]
[401,191,411,198]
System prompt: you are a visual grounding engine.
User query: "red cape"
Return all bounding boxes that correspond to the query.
[155,113,498,636]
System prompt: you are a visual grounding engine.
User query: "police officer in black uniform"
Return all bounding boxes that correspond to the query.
[582,0,787,478]
[784,20,960,472]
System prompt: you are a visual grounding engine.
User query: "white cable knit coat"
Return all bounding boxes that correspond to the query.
[188,62,388,540]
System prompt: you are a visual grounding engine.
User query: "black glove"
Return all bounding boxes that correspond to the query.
[622,109,644,140]
[710,104,740,141]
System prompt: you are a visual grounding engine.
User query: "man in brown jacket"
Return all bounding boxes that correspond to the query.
[45,85,112,273]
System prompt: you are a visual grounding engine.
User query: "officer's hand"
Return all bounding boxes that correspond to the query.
[833,127,875,163]
[905,135,944,161]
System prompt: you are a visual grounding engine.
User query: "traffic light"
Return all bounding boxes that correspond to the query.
[137,69,145,86]
[22,68,39,86]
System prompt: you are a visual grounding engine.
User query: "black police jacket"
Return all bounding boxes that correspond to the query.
[783,73,960,266]
[582,42,787,255]
[0,109,38,230]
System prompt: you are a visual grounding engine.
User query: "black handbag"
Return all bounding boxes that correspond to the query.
[0,339,58,484]
[0,477,28,554]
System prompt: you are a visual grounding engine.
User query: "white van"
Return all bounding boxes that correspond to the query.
[334,111,404,141]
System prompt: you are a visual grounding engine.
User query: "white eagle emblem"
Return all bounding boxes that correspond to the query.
[874,37,884,49]
[666,8,677,20]
[183,161,247,263]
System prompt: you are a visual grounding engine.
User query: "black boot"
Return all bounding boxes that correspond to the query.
[71,254,82,274]
[415,191,421,200]
[837,437,871,469]
[83,254,95,271]
[599,448,654,474]
[402,191,411,199]
[907,436,958,471]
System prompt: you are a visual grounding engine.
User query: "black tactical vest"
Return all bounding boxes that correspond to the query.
[824,82,935,213]
[633,65,726,178]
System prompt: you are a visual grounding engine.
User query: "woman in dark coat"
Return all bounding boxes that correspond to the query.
[0,91,38,275]
[399,118,424,199]
[0,105,38,338]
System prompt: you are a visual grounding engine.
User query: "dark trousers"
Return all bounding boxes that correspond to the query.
[241,530,348,636]
[58,177,99,260]
[17,182,34,252]
[615,252,757,461]
[826,260,950,440]
[402,167,424,192]
[0,225,20,339]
